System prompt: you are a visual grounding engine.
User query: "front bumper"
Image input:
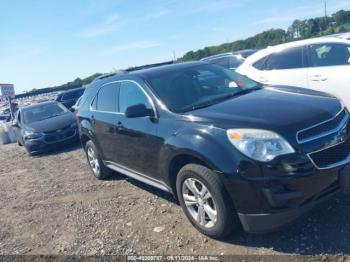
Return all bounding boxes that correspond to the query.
[24,128,79,154]
[223,163,350,233]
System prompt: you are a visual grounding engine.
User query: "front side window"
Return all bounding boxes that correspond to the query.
[309,43,350,67]
[119,82,151,113]
[96,83,118,112]
[264,47,304,70]
[147,64,261,113]
[22,103,68,124]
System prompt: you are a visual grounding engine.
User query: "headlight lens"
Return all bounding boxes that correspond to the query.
[227,129,295,162]
[24,131,43,140]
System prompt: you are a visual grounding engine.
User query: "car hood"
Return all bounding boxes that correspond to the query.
[25,112,76,132]
[187,86,342,141]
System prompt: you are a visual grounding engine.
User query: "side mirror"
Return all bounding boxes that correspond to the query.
[12,120,19,127]
[125,104,154,118]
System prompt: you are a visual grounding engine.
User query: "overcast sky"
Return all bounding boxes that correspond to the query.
[1,0,350,93]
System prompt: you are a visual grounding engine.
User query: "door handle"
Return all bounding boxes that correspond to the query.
[311,75,328,82]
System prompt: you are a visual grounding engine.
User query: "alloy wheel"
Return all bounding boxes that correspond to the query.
[87,147,100,176]
[182,178,217,228]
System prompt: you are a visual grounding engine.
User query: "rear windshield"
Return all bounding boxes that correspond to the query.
[147,64,261,113]
[22,103,69,124]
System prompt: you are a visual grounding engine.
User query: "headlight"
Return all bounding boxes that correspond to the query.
[227,129,295,162]
[24,131,43,140]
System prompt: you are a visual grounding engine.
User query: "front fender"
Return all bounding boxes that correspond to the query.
[160,126,239,182]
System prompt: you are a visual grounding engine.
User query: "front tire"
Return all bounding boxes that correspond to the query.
[85,140,113,180]
[176,164,240,239]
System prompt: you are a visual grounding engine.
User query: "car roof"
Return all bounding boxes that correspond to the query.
[93,61,209,83]
[323,32,350,40]
[20,100,58,111]
[241,37,350,66]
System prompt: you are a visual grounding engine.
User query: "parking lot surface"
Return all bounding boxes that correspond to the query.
[0,143,350,256]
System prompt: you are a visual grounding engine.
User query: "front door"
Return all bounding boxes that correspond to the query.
[307,42,350,108]
[257,46,309,88]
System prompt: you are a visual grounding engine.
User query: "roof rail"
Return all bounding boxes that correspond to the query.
[94,61,175,81]
[96,70,127,80]
[125,61,175,72]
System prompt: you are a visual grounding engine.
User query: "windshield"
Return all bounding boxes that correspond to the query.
[147,64,261,113]
[23,103,69,124]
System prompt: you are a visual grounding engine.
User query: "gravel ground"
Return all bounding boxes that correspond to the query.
[0,143,350,257]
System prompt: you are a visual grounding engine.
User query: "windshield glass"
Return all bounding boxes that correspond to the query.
[147,64,261,113]
[23,103,68,124]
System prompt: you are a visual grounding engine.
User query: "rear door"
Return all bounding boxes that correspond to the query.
[253,46,309,87]
[113,80,160,177]
[306,42,350,107]
[91,82,119,161]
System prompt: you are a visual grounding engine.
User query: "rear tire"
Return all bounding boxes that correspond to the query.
[85,140,113,180]
[176,164,240,239]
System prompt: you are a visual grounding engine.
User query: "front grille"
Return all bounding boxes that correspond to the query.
[44,125,71,134]
[309,137,350,169]
[297,110,348,143]
[44,129,76,143]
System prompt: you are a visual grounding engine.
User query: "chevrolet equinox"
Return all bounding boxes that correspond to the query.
[77,61,350,238]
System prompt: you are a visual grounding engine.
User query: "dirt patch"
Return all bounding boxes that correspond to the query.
[0,143,350,256]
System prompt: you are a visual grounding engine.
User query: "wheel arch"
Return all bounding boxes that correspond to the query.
[165,150,222,200]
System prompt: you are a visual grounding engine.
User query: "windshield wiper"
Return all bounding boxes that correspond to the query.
[180,87,261,113]
[38,113,63,121]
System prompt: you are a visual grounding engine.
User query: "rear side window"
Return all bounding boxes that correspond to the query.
[95,83,118,112]
[119,81,151,113]
[309,43,350,67]
[264,47,304,70]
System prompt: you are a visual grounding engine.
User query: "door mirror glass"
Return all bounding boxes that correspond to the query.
[125,104,153,118]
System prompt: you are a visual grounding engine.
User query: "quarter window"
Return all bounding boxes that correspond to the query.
[264,47,304,70]
[309,43,350,67]
[96,83,118,112]
[119,82,151,113]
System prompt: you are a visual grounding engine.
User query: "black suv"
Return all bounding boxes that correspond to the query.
[77,61,350,238]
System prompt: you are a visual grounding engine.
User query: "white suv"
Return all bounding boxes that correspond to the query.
[237,37,350,107]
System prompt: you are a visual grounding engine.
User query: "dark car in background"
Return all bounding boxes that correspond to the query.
[56,87,85,109]
[201,49,257,70]
[77,61,350,239]
[0,107,11,121]
[12,101,79,155]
